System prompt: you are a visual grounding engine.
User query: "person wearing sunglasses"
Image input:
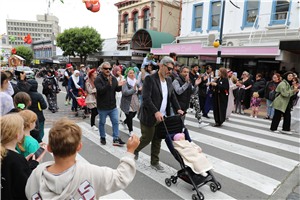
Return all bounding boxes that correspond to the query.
[134,56,184,172]
[94,62,127,146]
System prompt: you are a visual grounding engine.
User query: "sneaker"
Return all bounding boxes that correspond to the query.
[254,116,257,119]
[51,110,55,113]
[203,114,210,119]
[121,121,128,130]
[113,137,125,146]
[250,115,253,118]
[199,122,209,128]
[241,110,245,114]
[128,131,133,137]
[92,125,98,131]
[270,130,280,133]
[65,101,68,106]
[68,101,72,105]
[280,130,292,135]
[134,151,139,160]
[190,108,194,113]
[151,164,164,172]
[100,137,106,145]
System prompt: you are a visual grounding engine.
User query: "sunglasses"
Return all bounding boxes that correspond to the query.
[103,67,112,71]
[163,64,173,71]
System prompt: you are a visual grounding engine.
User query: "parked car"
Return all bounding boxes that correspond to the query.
[15,66,35,79]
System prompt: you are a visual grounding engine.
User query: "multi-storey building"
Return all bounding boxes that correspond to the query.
[151,0,300,77]
[115,0,181,50]
[6,14,61,46]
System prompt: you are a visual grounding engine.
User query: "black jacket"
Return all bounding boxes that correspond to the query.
[174,74,193,111]
[138,72,181,127]
[234,87,245,101]
[27,79,47,122]
[62,70,72,86]
[198,72,212,97]
[251,78,266,98]
[1,150,38,200]
[11,80,32,97]
[94,73,122,110]
[189,72,198,86]
[264,80,281,100]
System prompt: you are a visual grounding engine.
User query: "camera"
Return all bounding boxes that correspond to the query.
[15,71,25,76]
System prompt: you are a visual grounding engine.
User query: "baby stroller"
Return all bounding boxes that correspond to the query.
[70,88,88,119]
[157,114,221,200]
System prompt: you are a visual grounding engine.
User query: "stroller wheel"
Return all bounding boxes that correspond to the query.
[192,193,204,200]
[210,182,218,192]
[165,178,171,187]
[171,177,177,184]
[217,182,222,190]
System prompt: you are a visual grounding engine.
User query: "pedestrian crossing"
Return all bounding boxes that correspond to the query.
[42,111,300,200]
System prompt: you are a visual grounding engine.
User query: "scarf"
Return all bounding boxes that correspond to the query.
[72,70,81,89]
[127,77,136,87]
[112,66,121,77]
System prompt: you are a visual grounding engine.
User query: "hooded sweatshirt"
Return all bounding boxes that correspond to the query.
[25,152,136,200]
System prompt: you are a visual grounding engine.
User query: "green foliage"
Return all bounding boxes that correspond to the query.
[56,26,104,64]
[0,54,3,61]
[14,46,33,66]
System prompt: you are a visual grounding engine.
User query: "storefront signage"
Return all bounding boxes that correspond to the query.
[33,60,40,64]
[132,52,146,57]
[200,56,217,61]
[152,43,280,56]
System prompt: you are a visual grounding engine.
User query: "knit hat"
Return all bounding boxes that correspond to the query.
[66,64,73,69]
[173,133,185,141]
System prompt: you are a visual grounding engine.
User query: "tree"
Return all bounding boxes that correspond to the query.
[56,26,104,65]
[14,45,33,66]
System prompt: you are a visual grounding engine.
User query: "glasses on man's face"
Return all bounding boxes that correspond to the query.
[163,64,173,71]
[103,67,112,71]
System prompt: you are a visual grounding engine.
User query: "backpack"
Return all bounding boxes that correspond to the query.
[269,89,276,101]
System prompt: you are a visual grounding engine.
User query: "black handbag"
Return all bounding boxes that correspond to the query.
[269,89,276,101]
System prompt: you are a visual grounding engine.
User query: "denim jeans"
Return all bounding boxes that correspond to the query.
[97,107,119,140]
[235,100,242,113]
[267,99,275,118]
[170,103,175,116]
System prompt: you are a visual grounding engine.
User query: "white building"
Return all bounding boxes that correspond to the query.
[151,0,300,78]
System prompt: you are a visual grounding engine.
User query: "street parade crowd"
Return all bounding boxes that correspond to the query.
[0,53,299,199]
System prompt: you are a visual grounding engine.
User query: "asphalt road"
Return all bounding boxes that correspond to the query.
[33,77,299,200]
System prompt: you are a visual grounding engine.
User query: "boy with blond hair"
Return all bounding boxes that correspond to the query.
[25,118,140,200]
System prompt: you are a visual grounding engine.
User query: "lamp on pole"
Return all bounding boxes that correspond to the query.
[216,0,240,65]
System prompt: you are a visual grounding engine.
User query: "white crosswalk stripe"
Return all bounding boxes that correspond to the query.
[41,112,299,199]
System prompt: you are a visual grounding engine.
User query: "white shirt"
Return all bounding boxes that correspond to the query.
[160,80,168,116]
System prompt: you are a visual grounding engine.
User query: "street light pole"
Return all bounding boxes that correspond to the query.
[217,0,225,65]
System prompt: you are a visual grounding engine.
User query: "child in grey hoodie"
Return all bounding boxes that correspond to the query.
[25,117,140,200]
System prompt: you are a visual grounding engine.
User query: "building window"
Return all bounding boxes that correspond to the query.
[17,22,19,25]
[207,1,221,32]
[124,14,128,34]
[269,0,292,26]
[192,3,203,32]
[241,1,260,30]
[133,12,138,32]
[2,38,6,44]
[14,22,16,25]
[144,9,149,29]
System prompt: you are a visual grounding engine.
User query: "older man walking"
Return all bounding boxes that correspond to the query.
[134,56,184,172]
[94,62,127,146]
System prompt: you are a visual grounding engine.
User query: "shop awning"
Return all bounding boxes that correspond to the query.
[130,29,175,50]
[279,39,300,54]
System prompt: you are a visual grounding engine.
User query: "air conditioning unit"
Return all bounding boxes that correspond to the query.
[207,33,219,46]
[226,39,240,46]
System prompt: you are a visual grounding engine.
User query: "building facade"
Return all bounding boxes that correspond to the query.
[6,14,61,46]
[115,0,181,50]
[151,0,300,78]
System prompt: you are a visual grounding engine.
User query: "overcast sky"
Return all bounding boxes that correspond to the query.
[0,0,119,39]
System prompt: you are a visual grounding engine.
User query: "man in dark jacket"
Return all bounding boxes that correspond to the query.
[198,65,212,118]
[135,56,184,172]
[94,62,127,146]
[169,62,181,82]
[62,64,73,106]
[27,79,48,142]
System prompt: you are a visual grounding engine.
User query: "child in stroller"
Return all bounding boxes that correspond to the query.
[72,88,89,119]
[160,115,221,200]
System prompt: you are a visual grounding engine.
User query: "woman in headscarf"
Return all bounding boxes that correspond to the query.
[134,66,140,80]
[270,72,299,134]
[42,70,60,113]
[120,67,142,136]
[290,77,300,133]
[210,68,229,127]
[112,65,126,123]
[68,70,82,117]
[85,68,98,131]
[226,70,238,119]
